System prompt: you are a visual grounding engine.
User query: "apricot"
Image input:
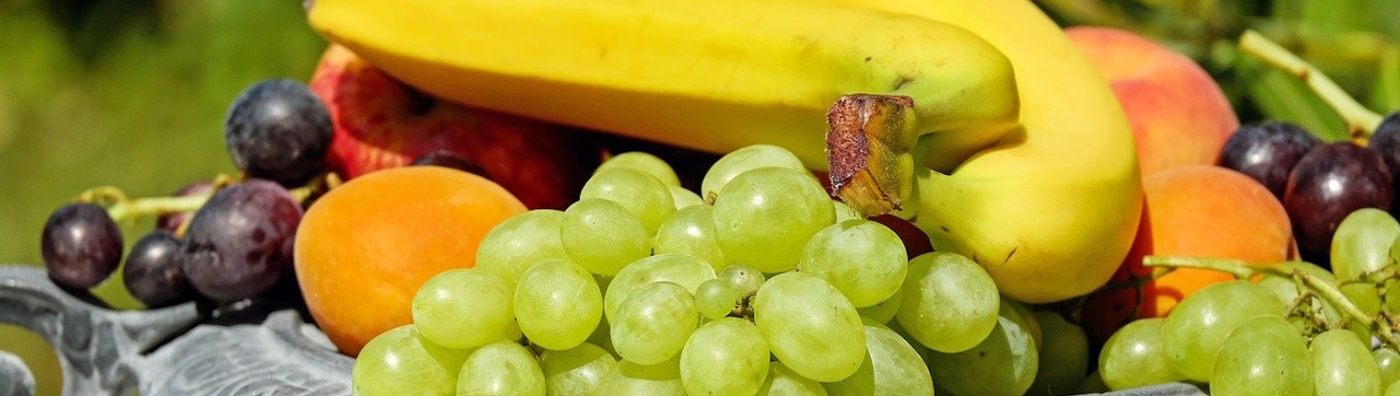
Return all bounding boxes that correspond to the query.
[294,166,527,356]
[1083,165,1291,343]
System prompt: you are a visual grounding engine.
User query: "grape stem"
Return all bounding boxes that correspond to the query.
[1143,255,1400,350]
[1238,30,1385,141]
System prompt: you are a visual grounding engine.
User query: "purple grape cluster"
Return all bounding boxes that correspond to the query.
[1219,115,1400,264]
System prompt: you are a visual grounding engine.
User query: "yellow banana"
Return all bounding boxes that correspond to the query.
[819,0,1144,303]
[307,0,1018,170]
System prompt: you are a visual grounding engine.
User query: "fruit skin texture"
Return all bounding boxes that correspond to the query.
[306,0,1141,303]
[1082,165,1290,341]
[1066,27,1239,178]
[294,166,526,356]
[308,43,600,210]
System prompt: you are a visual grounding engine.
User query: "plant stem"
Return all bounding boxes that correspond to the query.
[1141,256,1256,280]
[105,194,211,225]
[1238,30,1384,141]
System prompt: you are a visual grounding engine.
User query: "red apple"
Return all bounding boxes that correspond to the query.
[308,43,602,210]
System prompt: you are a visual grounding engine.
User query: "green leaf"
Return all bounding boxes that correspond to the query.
[1370,44,1400,114]
[1237,56,1349,141]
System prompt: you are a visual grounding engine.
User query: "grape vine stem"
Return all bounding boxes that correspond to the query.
[1238,30,1384,141]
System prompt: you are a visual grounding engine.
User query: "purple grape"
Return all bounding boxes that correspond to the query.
[123,230,195,308]
[40,203,124,289]
[225,79,333,187]
[1284,142,1394,257]
[411,150,487,176]
[155,180,214,233]
[1368,112,1400,208]
[1218,121,1323,198]
[181,179,304,302]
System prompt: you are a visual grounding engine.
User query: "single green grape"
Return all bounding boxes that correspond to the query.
[856,286,903,324]
[603,253,715,321]
[611,281,700,365]
[753,272,866,382]
[1004,299,1042,349]
[679,317,771,396]
[593,356,688,396]
[1332,208,1400,281]
[1377,347,1400,390]
[540,342,617,396]
[694,279,739,320]
[1311,328,1383,396]
[896,252,999,353]
[475,209,569,285]
[926,302,1038,396]
[581,168,675,235]
[1390,382,1400,396]
[1162,280,1285,382]
[1256,261,1340,330]
[352,325,470,396]
[757,361,828,396]
[1030,311,1089,395]
[699,144,809,203]
[1075,371,1110,394]
[718,264,765,296]
[824,318,934,396]
[797,219,908,307]
[653,204,727,272]
[560,198,651,276]
[832,201,863,222]
[514,258,603,351]
[669,185,704,209]
[412,269,517,350]
[712,167,836,273]
[596,151,682,187]
[1211,315,1312,396]
[1097,318,1185,391]
[456,340,545,396]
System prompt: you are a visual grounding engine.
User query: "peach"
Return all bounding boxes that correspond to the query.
[1066,27,1239,177]
[1082,165,1291,343]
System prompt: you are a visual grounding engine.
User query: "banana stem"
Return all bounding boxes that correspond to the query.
[1238,30,1384,141]
[826,94,919,216]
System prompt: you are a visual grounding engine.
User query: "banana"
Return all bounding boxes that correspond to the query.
[305,0,1142,303]
[819,0,1144,303]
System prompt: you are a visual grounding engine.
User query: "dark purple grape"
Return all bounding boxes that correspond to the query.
[1284,142,1394,256]
[122,230,195,308]
[181,179,303,302]
[1218,121,1323,198]
[155,180,214,233]
[40,203,123,289]
[411,150,487,176]
[225,79,333,187]
[1368,113,1400,209]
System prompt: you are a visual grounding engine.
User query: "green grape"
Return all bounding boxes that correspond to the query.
[593,356,687,396]
[1390,382,1400,396]
[832,201,863,222]
[560,198,651,276]
[679,317,771,395]
[1004,299,1042,349]
[1211,315,1312,396]
[412,269,518,349]
[719,264,765,295]
[824,318,935,396]
[926,302,1038,396]
[1341,281,1383,344]
[604,254,716,321]
[475,209,569,285]
[457,340,545,396]
[1162,280,1285,382]
[700,144,810,203]
[1074,371,1109,394]
[1332,208,1400,281]
[856,285,903,324]
[1311,328,1383,396]
[798,219,908,307]
[540,342,617,396]
[1256,261,1345,333]
[753,272,866,382]
[1029,311,1089,395]
[581,168,675,235]
[695,279,739,320]
[514,258,603,351]
[712,167,836,273]
[597,151,682,187]
[1097,318,1185,391]
[896,252,999,353]
[669,185,704,209]
[757,361,829,396]
[352,325,470,396]
[1377,348,1400,390]
[612,281,700,365]
[653,205,727,272]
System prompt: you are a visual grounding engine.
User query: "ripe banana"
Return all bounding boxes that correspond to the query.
[819,0,1144,303]
[306,0,1143,303]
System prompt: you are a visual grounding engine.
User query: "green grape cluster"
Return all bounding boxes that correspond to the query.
[1098,207,1400,396]
[348,146,1088,396]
